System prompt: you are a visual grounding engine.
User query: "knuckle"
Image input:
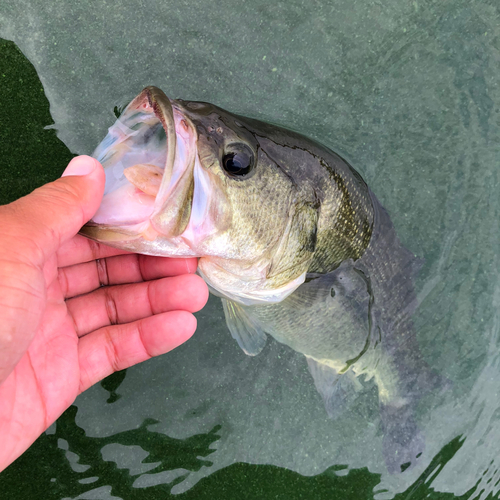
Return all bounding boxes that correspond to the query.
[145,281,157,315]
[96,258,110,286]
[57,267,70,297]
[87,238,101,263]
[103,288,119,324]
[136,321,153,359]
[103,327,121,372]
[137,254,147,281]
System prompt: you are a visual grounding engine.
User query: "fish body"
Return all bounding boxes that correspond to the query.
[82,87,437,471]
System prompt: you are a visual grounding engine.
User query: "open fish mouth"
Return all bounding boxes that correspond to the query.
[80,86,312,303]
[80,87,216,255]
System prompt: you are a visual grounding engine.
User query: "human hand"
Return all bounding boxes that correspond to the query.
[0,156,209,472]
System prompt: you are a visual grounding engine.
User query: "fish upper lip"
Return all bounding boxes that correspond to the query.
[83,86,202,244]
[141,86,177,190]
[149,104,198,237]
[82,87,231,256]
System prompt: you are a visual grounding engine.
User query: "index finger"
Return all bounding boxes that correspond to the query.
[57,234,132,267]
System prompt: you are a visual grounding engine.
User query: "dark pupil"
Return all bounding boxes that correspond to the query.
[223,152,252,176]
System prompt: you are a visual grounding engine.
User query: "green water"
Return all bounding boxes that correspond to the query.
[0,403,472,499]
[1,0,500,497]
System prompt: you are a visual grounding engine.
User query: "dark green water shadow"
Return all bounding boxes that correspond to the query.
[0,402,481,500]
[0,38,74,204]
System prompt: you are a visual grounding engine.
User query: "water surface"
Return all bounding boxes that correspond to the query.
[1,0,500,498]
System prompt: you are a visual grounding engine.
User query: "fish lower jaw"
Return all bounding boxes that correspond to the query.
[198,262,307,306]
[80,221,200,257]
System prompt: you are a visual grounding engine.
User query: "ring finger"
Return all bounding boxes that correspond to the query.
[67,273,207,337]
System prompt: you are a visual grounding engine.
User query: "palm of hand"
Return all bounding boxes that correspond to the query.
[0,235,207,470]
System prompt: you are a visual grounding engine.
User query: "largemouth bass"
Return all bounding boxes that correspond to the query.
[81,86,439,472]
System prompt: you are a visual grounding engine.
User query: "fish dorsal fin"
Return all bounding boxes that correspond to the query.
[221,299,268,356]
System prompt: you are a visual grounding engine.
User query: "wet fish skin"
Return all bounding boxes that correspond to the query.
[224,187,431,473]
[81,87,439,473]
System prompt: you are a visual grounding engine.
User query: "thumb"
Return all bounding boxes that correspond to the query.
[2,156,105,266]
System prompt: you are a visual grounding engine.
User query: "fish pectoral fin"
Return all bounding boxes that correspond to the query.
[221,299,268,356]
[306,357,363,419]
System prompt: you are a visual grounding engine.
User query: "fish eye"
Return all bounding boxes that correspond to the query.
[222,144,255,179]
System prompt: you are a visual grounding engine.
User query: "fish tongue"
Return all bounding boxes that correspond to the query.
[124,163,163,196]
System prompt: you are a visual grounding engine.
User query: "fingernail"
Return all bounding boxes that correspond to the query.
[62,155,98,177]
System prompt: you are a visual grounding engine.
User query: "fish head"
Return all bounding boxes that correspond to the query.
[81,87,320,305]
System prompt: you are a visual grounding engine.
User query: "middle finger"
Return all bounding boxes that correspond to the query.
[59,254,198,298]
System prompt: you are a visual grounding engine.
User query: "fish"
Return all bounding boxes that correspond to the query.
[81,86,441,472]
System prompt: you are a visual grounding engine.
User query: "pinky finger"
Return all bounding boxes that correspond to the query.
[78,311,197,393]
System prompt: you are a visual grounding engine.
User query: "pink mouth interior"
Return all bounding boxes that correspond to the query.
[89,90,209,250]
[91,100,168,226]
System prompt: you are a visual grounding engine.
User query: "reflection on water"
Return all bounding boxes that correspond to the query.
[1,0,500,496]
[0,401,476,499]
[1,404,220,499]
